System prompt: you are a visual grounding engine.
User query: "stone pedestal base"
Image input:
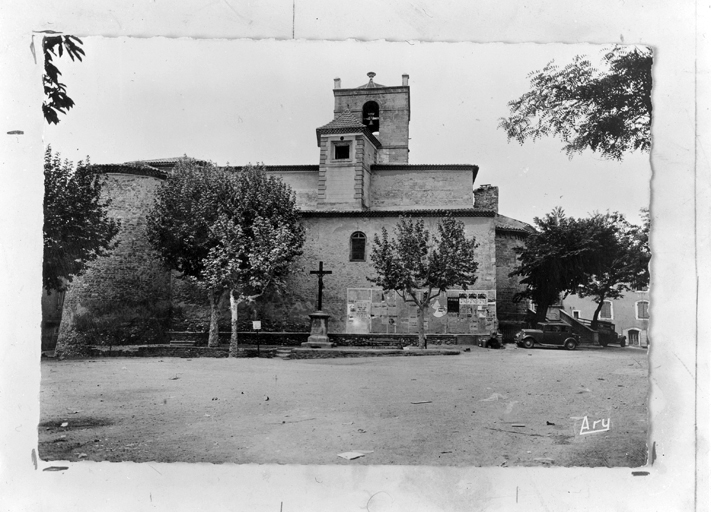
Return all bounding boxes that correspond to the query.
[302,311,333,348]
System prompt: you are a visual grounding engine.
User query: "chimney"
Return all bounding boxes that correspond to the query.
[402,74,409,86]
[334,78,341,89]
[473,184,499,213]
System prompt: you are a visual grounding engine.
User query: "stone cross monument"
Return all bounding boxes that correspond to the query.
[303,261,334,348]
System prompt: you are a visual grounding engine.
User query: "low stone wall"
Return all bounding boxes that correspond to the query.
[70,345,460,360]
[288,349,460,359]
[87,346,229,358]
[168,331,486,348]
[85,345,282,358]
[169,331,309,346]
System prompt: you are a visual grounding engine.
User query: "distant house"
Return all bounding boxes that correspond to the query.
[562,289,650,347]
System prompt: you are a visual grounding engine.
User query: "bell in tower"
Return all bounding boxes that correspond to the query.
[362,100,380,133]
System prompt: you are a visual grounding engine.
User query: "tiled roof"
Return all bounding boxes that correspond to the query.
[90,163,167,179]
[300,208,496,218]
[124,157,185,165]
[357,72,386,89]
[233,165,319,173]
[494,214,536,234]
[372,164,479,172]
[123,157,209,169]
[316,109,382,148]
[316,109,366,130]
[357,80,386,89]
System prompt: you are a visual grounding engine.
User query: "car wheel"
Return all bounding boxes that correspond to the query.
[522,338,534,349]
[564,338,577,351]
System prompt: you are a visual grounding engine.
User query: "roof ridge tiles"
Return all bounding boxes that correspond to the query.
[316,109,366,130]
[299,208,495,218]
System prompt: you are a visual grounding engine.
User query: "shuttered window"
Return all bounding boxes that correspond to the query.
[636,301,649,319]
[600,301,613,319]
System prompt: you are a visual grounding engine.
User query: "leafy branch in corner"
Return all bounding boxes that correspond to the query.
[42,35,85,124]
[499,45,652,161]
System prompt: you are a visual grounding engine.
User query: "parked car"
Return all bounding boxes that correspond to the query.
[594,322,623,347]
[515,322,580,350]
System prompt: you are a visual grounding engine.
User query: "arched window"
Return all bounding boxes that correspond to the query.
[362,101,380,133]
[636,300,649,319]
[350,232,366,262]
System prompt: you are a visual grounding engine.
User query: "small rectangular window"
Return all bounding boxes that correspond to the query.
[334,143,350,160]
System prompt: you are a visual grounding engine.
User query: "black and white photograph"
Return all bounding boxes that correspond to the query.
[1,2,707,511]
[38,38,652,468]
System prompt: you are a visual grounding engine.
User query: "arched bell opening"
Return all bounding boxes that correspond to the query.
[362,101,380,134]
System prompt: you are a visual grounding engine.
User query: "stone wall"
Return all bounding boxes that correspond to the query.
[334,84,410,163]
[473,185,499,213]
[266,167,319,208]
[50,162,523,351]
[495,230,529,332]
[171,213,497,335]
[55,171,171,356]
[370,167,474,209]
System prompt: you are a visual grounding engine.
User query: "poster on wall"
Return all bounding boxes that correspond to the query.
[347,299,370,334]
[346,288,496,334]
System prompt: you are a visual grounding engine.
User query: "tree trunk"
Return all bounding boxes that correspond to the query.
[534,300,550,326]
[417,305,426,349]
[591,300,604,330]
[229,290,245,357]
[207,287,222,348]
[54,304,76,358]
[230,289,239,347]
[535,309,547,325]
[54,290,91,358]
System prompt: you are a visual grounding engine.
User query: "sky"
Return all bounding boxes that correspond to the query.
[43,38,652,226]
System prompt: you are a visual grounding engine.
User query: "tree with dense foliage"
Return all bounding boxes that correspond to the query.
[42,35,85,124]
[370,216,479,348]
[576,210,651,328]
[511,208,602,325]
[147,161,304,352]
[512,207,651,327]
[43,146,120,293]
[499,45,652,161]
[146,159,233,347]
[197,166,305,356]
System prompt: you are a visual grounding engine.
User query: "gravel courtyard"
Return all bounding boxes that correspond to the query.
[39,345,649,467]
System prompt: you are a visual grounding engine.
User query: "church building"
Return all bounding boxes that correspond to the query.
[52,72,534,352]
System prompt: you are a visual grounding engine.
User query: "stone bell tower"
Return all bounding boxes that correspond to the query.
[314,72,410,210]
[332,72,411,164]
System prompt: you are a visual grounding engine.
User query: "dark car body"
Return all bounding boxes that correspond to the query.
[515,322,580,350]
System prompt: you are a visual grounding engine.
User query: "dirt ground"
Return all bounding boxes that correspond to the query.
[39,345,649,467]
